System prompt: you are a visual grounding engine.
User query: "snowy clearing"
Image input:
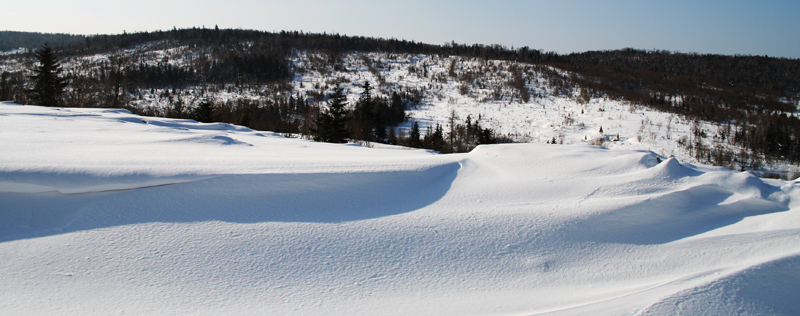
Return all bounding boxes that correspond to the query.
[1,102,799,315]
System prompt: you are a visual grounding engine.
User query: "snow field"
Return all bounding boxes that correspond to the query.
[1,103,799,315]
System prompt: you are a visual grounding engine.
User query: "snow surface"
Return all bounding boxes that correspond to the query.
[2,102,800,315]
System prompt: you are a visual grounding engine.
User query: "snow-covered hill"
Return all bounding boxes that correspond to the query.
[291,52,703,159]
[2,102,799,315]
[116,48,794,176]
[4,40,796,176]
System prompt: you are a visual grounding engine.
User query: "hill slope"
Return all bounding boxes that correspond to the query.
[2,29,799,176]
[2,102,799,315]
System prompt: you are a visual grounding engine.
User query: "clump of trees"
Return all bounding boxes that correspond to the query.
[433,113,499,153]
[307,83,500,153]
[350,82,407,142]
[314,86,350,143]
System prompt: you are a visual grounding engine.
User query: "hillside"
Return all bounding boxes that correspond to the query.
[2,102,800,315]
[1,28,799,176]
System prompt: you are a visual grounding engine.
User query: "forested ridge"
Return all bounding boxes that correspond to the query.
[0,31,86,52]
[1,28,799,169]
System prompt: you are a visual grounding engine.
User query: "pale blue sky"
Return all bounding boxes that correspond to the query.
[3,0,798,58]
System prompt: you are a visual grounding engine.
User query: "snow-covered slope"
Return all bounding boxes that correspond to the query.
[2,102,800,315]
[6,44,792,175]
[291,52,740,165]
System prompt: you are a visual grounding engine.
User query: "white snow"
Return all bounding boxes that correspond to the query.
[2,102,800,315]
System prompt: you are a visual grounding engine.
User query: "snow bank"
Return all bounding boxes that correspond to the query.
[1,104,799,315]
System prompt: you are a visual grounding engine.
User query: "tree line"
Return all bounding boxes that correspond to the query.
[0,31,85,52]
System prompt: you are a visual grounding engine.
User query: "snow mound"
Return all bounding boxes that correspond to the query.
[648,157,701,179]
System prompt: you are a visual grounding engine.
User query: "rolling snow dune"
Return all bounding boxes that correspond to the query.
[2,103,800,315]
[1,164,459,242]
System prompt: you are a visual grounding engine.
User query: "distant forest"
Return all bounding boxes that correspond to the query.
[0,31,86,52]
[1,28,799,162]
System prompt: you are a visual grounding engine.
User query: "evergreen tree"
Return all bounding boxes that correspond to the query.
[408,121,421,148]
[433,123,445,152]
[29,43,67,107]
[389,91,405,125]
[387,127,398,145]
[353,81,375,141]
[374,125,387,141]
[1,71,10,101]
[194,98,215,123]
[314,86,350,143]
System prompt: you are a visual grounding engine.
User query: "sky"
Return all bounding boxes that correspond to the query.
[3,0,799,58]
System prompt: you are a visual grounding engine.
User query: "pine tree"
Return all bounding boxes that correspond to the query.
[29,43,67,107]
[194,98,215,123]
[389,91,405,125]
[387,127,398,145]
[314,86,350,143]
[1,71,10,101]
[408,121,421,148]
[353,81,375,141]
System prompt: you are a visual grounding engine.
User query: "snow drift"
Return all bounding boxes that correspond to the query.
[2,103,799,315]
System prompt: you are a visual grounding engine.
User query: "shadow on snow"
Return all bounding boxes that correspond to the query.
[0,163,460,242]
[565,184,788,245]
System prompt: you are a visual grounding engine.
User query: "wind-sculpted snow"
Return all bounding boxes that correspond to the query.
[0,171,206,194]
[638,254,800,316]
[1,164,459,242]
[566,184,789,245]
[1,104,799,315]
